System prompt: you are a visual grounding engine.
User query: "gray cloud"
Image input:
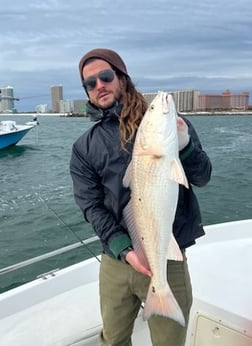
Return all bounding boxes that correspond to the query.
[1,0,252,111]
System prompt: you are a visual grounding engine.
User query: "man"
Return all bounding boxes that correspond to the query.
[70,48,212,345]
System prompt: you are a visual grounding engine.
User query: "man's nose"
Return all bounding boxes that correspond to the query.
[96,78,106,89]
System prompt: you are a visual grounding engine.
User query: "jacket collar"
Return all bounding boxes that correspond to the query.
[86,101,122,122]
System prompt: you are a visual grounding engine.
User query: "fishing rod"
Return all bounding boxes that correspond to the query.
[38,193,145,310]
[38,193,101,263]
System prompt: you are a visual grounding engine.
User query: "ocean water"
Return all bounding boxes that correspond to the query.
[0,114,251,292]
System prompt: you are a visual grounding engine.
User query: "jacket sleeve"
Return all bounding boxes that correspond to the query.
[70,137,132,259]
[179,118,212,187]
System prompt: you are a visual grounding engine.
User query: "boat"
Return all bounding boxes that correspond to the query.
[25,116,40,126]
[0,120,36,149]
[0,219,251,345]
[25,120,39,126]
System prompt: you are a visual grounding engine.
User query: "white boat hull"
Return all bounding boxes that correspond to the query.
[0,121,36,149]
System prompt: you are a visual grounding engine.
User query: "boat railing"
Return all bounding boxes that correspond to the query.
[0,235,99,276]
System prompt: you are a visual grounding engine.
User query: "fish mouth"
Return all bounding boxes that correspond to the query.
[162,93,169,113]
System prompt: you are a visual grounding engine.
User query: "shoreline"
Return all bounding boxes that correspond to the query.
[180,111,252,116]
[1,111,252,117]
[0,113,63,117]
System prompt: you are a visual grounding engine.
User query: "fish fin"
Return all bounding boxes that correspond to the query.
[167,233,183,261]
[123,199,149,268]
[136,145,165,158]
[170,158,189,188]
[143,282,185,326]
[135,132,166,157]
[123,161,132,188]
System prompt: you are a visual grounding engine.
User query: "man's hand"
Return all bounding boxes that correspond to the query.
[177,116,190,151]
[126,250,152,277]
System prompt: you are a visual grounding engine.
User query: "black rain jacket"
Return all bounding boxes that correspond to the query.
[70,102,212,259]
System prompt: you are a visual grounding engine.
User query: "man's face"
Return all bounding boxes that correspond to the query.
[82,59,123,109]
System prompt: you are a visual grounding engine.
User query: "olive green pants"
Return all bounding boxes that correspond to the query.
[99,253,193,346]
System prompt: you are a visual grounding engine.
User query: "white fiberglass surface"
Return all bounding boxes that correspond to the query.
[0,281,101,346]
[187,220,252,321]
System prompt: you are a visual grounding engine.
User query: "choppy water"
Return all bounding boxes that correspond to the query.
[0,114,251,292]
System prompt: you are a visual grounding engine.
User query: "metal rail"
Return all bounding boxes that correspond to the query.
[0,236,99,275]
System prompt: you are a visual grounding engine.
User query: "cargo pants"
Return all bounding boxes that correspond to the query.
[99,252,193,346]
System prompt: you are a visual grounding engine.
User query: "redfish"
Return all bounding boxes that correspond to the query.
[123,91,188,326]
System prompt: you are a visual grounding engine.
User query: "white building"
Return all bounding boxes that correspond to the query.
[35,104,49,113]
[59,99,74,114]
[0,86,15,113]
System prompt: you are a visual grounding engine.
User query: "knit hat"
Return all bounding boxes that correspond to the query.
[79,48,128,83]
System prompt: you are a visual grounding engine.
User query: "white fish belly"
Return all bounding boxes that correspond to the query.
[131,155,178,285]
[128,155,186,325]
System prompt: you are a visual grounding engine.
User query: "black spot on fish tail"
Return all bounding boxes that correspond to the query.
[152,286,156,293]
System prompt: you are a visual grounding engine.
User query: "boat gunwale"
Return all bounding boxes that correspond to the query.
[0,236,99,275]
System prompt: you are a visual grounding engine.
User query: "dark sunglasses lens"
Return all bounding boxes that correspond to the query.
[83,70,115,91]
[84,77,96,91]
[99,70,115,83]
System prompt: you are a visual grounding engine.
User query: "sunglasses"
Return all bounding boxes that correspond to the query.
[83,69,116,91]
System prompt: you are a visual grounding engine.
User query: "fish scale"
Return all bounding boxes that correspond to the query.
[123,91,188,326]
[134,157,177,283]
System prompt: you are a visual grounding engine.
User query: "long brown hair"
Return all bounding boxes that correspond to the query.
[118,74,148,149]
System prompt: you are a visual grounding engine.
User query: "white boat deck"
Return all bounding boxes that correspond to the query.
[0,220,251,346]
[187,221,252,322]
[0,120,34,135]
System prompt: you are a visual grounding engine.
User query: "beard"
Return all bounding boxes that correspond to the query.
[90,86,122,110]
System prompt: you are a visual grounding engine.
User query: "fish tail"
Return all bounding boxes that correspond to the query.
[143,283,185,326]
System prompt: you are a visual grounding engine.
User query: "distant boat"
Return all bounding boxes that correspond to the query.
[25,116,40,126]
[0,120,36,149]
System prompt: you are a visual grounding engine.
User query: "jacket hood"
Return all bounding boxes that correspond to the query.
[86,101,122,122]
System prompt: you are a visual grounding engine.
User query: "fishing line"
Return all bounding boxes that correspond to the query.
[38,192,145,311]
[37,193,101,263]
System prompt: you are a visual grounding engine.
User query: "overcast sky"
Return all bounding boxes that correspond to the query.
[1,0,252,111]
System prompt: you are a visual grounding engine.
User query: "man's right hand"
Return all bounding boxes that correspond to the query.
[126,250,152,277]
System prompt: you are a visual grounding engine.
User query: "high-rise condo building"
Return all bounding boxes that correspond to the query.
[51,85,63,113]
[0,86,15,112]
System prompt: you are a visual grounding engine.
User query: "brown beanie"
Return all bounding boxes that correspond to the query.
[79,48,128,83]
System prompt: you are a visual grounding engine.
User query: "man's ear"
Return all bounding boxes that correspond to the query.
[118,74,126,90]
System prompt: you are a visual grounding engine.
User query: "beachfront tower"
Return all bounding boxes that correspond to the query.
[0,86,15,113]
[51,85,63,113]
